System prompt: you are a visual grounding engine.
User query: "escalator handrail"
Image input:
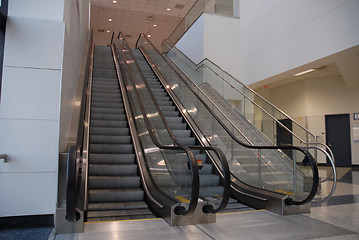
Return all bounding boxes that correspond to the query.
[137,46,231,213]
[114,32,200,216]
[138,34,319,206]
[301,145,337,204]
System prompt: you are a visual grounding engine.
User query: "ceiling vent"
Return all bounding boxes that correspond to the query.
[175,4,185,9]
[98,29,105,32]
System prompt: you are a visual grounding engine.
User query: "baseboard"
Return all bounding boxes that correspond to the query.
[352,165,359,171]
[0,214,54,229]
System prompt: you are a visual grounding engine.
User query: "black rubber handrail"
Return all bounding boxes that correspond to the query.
[114,32,200,216]
[136,34,319,206]
[137,46,231,213]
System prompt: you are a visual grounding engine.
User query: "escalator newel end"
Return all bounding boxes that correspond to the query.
[174,206,187,215]
[284,198,295,206]
[202,204,215,214]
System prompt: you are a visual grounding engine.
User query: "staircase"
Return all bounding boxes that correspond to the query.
[86,45,155,221]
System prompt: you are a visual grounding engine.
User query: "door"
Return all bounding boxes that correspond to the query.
[325,114,352,167]
[277,119,293,159]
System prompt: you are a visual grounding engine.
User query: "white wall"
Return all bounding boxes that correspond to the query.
[176,13,240,80]
[238,0,359,85]
[175,15,204,64]
[59,0,90,152]
[0,0,90,217]
[0,9,64,217]
[256,76,359,165]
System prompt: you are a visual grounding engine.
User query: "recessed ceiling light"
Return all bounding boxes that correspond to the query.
[294,68,316,76]
[153,24,157,27]
[167,8,171,11]
[147,34,151,37]
[107,30,110,33]
[109,18,112,22]
[113,0,117,3]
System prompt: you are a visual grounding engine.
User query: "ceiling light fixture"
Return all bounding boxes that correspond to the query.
[113,0,117,3]
[147,34,151,37]
[153,24,157,27]
[108,18,112,22]
[167,8,171,11]
[294,68,316,77]
[106,30,110,33]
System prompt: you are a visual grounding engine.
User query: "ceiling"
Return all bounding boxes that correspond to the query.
[90,0,197,49]
[261,62,342,90]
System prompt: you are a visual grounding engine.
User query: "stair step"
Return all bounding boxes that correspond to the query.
[89,164,138,176]
[91,107,124,115]
[90,143,133,153]
[90,135,131,144]
[90,127,129,136]
[89,153,136,164]
[88,201,148,211]
[91,113,126,121]
[91,120,128,128]
[88,189,144,203]
[89,176,141,189]
[87,208,153,218]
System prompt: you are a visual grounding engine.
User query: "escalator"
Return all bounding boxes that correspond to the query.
[134,34,320,215]
[68,33,234,227]
[132,49,247,212]
[86,46,155,221]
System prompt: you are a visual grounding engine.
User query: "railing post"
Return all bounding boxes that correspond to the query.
[293,152,297,194]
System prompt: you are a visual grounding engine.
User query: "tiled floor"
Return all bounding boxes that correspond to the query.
[54,167,359,240]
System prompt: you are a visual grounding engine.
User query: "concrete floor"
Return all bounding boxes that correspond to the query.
[54,167,359,240]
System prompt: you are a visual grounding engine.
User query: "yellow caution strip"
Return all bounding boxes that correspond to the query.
[175,195,190,203]
[274,190,294,195]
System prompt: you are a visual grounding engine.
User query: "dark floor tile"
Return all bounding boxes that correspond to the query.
[0,227,53,240]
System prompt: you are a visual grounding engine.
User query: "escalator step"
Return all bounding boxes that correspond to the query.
[92,88,121,94]
[91,107,124,115]
[91,97,123,104]
[92,92,122,98]
[89,143,133,153]
[91,102,124,109]
[90,127,129,136]
[90,135,131,144]
[89,164,137,176]
[89,176,141,189]
[91,120,128,128]
[89,153,135,164]
[88,201,148,211]
[172,129,191,138]
[87,208,153,218]
[91,113,126,121]
[88,189,144,203]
